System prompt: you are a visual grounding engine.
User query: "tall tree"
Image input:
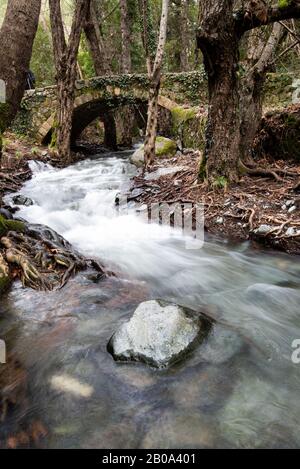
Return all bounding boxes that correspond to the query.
[197,0,300,185]
[0,0,41,160]
[179,0,190,71]
[84,0,117,149]
[120,0,132,73]
[49,0,90,163]
[140,0,169,167]
[84,0,111,76]
[239,22,285,165]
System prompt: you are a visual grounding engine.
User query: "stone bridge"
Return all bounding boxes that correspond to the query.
[13,70,295,149]
[15,71,207,148]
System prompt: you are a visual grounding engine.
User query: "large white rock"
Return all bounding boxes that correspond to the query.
[108,299,209,368]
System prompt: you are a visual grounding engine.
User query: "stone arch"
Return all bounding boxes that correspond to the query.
[38,90,178,147]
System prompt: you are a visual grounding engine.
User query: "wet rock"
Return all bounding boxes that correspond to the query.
[254,224,273,235]
[288,205,297,214]
[286,200,295,207]
[130,137,177,167]
[145,166,186,181]
[0,208,13,219]
[108,299,211,368]
[128,188,144,200]
[50,374,94,398]
[219,371,290,448]
[12,195,34,207]
[141,410,215,449]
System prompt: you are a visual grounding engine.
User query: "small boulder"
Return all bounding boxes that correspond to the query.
[108,299,211,368]
[130,137,177,167]
[12,195,34,207]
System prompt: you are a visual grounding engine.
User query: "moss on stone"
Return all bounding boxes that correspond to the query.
[155,136,177,157]
[171,106,198,126]
[278,0,290,8]
[0,215,25,237]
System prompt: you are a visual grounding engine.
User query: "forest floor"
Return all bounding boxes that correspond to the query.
[130,151,300,255]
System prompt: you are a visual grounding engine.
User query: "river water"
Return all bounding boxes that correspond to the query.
[1,151,300,448]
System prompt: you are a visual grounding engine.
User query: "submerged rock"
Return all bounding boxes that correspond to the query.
[130,137,177,167]
[12,195,34,207]
[108,299,211,368]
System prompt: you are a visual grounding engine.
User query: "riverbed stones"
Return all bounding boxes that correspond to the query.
[108,299,210,368]
[130,137,177,167]
[12,195,34,206]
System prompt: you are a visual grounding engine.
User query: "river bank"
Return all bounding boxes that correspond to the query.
[1,132,300,258]
[129,150,300,255]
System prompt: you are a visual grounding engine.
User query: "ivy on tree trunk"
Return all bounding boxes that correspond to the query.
[49,0,90,164]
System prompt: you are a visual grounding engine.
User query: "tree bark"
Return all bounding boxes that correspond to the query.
[83,0,117,149]
[0,0,41,161]
[120,0,132,74]
[239,23,284,163]
[49,0,90,164]
[198,0,241,184]
[197,0,300,185]
[143,0,169,167]
[84,0,111,76]
[180,0,190,71]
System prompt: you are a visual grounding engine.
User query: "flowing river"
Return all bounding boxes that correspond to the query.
[1,150,300,448]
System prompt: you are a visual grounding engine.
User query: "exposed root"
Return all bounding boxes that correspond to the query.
[239,160,299,182]
[0,220,107,292]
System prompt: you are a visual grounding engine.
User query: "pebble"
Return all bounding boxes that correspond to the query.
[288,206,297,214]
[216,217,224,225]
[286,200,295,207]
[286,227,296,236]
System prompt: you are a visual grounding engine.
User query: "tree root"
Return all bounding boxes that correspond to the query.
[0,222,107,292]
[0,252,10,292]
[239,160,299,182]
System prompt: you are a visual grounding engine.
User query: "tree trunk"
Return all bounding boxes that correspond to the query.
[84,0,111,76]
[116,0,134,147]
[84,0,117,149]
[239,23,284,163]
[144,73,161,165]
[180,0,190,71]
[0,0,41,161]
[120,0,132,74]
[49,0,90,164]
[143,0,169,167]
[198,0,241,184]
[197,0,300,185]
